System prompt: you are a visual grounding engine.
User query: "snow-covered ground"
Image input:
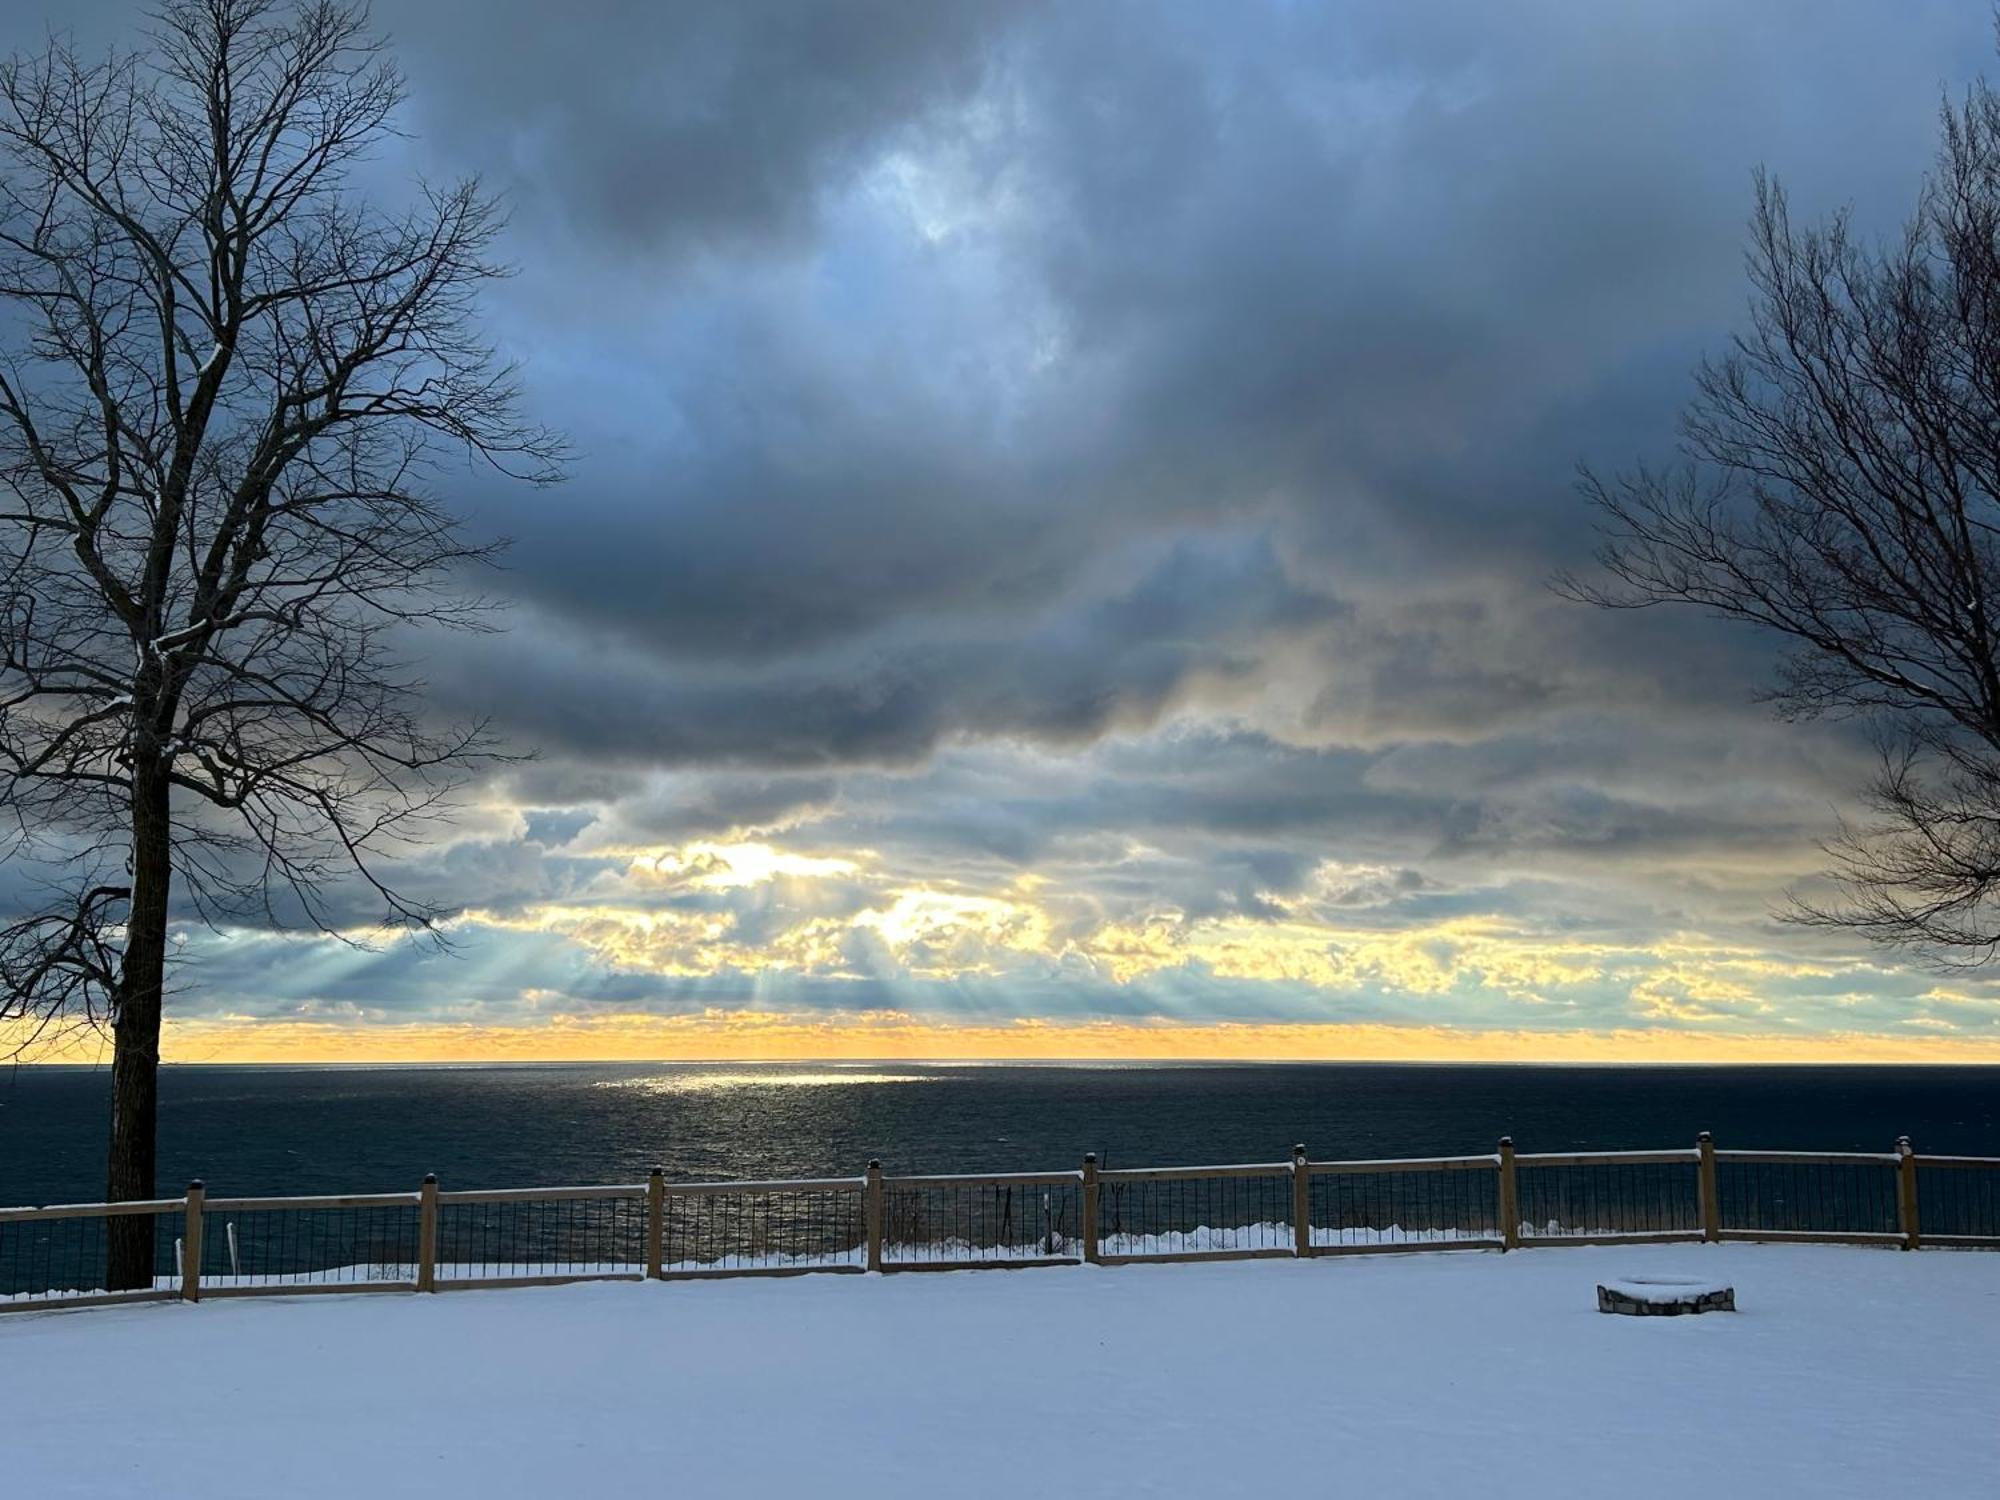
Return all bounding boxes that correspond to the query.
[8,1243,1996,1498]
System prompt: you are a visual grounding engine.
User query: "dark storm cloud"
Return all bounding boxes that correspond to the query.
[23,0,1984,772]
[435,532,1338,768]
[795,716,1850,885]
[601,773,838,841]
[392,0,1035,260]
[386,0,1984,777]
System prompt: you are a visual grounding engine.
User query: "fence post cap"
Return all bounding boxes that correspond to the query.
[422,1172,438,1185]
[649,1164,665,1177]
[1697,1130,1713,1143]
[1498,1136,1514,1148]
[1292,1142,1307,1156]
[186,1178,204,1191]
[1082,1151,1096,1165]
[1895,1135,1913,1151]
[866,1158,882,1171]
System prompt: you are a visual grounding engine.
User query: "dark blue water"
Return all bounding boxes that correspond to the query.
[4,1061,1997,1206]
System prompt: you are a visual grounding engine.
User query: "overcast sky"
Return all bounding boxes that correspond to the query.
[15,0,2000,1060]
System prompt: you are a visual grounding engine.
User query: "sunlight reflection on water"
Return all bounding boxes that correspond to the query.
[595,1071,951,1096]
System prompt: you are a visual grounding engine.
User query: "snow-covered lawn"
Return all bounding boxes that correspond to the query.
[9,1243,1997,1498]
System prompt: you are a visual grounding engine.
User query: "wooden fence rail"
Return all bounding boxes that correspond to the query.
[4,1133,1997,1314]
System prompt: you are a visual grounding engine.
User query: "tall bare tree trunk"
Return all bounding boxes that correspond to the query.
[0,4,560,1255]
[104,762,171,1290]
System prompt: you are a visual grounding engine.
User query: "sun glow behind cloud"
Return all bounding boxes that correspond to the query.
[7,822,1979,1064]
[629,842,864,889]
[434,835,1934,1030]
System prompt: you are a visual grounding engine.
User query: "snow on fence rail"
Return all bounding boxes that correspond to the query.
[1097,1159,1297,1262]
[3,1133,1996,1313]
[1307,1149,1505,1254]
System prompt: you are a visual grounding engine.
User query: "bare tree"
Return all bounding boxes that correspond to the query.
[0,0,560,1284]
[1563,75,2000,970]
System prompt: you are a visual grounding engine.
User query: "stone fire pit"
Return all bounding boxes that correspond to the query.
[1596,1276,1736,1316]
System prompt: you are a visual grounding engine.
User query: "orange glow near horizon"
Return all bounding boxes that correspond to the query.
[13,1011,1999,1066]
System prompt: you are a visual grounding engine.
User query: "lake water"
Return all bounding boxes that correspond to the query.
[5,1061,1997,1205]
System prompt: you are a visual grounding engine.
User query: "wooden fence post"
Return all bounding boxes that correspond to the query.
[180,1181,205,1302]
[646,1167,666,1279]
[416,1173,439,1292]
[1081,1153,1100,1264]
[1697,1130,1721,1243]
[1291,1144,1312,1259]
[1896,1136,1920,1251]
[864,1160,884,1272]
[1497,1138,1519,1250]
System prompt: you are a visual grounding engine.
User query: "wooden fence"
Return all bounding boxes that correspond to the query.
[4,1132,1997,1314]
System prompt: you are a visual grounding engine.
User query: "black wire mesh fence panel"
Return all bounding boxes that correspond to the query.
[0,1212,179,1301]
[661,1188,866,1273]
[1515,1163,1701,1240]
[1917,1165,2000,1240]
[436,1195,647,1281]
[1097,1173,1294,1257]
[1307,1167,1498,1249]
[881,1180,1083,1266]
[202,1206,420,1289]
[1716,1159,1900,1236]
